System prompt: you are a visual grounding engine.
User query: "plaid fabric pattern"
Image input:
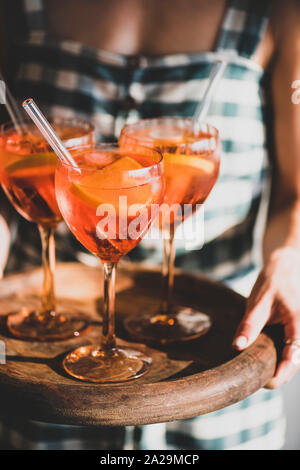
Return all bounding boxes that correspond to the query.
[144,389,286,450]
[1,0,286,450]
[217,0,270,59]
[6,0,271,283]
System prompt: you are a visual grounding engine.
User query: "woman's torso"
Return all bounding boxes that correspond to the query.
[3,0,274,286]
[0,0,287,452]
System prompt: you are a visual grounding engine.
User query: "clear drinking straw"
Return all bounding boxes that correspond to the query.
[22,98,79,167]
[0,72,28,134]
[193,60,227,133]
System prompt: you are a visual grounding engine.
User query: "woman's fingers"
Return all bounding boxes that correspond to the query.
[232,254,300,388]
[232,290,273,350]
[267,345,300,388]
[267,322,300,388]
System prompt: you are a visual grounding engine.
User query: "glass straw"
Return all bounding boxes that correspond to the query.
[22,98,78,167]
[0,72,27,135]
[193,60,227,133]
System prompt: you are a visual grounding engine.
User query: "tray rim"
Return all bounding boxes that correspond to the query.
[0,263,277,426]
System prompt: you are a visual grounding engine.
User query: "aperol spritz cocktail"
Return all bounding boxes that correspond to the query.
[0,118,94,341]
[55,143,164,383]
[120,117,220,343]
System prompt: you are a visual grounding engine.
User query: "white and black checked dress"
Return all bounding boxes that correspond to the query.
[0,0,286,450]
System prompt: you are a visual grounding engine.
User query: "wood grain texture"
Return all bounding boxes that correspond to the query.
[0,262,279,426]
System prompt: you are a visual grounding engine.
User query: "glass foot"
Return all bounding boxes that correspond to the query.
[6,309,89,341]
[62,344,152,383]
[124,306,212,344]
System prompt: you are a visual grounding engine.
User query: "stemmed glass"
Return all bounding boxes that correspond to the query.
[120,117,221,344]
[0,117,94,341]
[55,142,164,382]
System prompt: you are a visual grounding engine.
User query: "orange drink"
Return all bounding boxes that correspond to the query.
[55,143,164,383]
[0,118,94,341]
[120,117,220,343]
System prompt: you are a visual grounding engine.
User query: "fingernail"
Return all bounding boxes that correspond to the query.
[292,349,300,365]
[233,336,248,349]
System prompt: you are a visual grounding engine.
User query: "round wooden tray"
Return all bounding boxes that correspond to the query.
[0,262,279,426]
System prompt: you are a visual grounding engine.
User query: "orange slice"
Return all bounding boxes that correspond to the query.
[71,156,153,211]
[163,153,215,173]
[5,153,57,175]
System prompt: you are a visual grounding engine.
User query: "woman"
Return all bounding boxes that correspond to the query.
[0,0,300,450]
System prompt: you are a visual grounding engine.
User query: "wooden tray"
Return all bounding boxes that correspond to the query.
[0,262,279,426]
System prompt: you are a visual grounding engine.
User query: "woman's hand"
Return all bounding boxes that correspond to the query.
[233,247,300,388]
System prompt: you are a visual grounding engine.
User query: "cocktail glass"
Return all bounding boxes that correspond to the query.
[55,142,164,382]
[0,117,94,341]
[120,117,220,344]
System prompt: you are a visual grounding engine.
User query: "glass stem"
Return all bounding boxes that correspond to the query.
[101,262,117,352]
[39,225,56,315]
[161,226,176,315]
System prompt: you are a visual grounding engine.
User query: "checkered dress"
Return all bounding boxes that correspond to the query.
[0,0,286,450]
